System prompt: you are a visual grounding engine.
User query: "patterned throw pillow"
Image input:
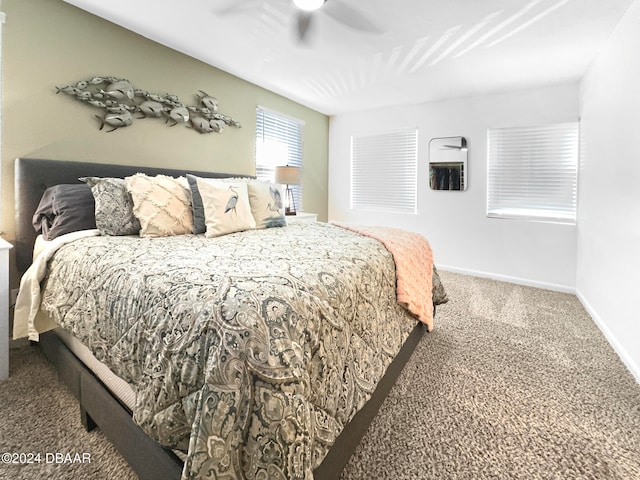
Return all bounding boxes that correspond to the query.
[80,177,140,236]
[247,180,286,229]
[195,176,256,237]
[124,173,194,237]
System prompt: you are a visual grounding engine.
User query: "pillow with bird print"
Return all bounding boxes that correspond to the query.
[186,175,253,234]
[247,180,286,229]
[195,177,256,237]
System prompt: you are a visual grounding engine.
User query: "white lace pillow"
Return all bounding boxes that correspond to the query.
[195,177,256,237]
[125,173,194,237]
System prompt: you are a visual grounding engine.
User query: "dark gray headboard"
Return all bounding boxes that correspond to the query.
[15,158,249,273]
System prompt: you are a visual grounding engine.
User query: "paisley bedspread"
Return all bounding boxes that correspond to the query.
[31,222,428,479]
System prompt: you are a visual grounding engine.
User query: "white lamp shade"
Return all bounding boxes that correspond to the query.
[275,165,301,185]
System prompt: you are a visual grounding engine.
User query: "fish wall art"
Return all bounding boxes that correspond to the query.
[56,76,242,134]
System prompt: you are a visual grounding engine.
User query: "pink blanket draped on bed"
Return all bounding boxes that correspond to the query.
[334,223,434,330]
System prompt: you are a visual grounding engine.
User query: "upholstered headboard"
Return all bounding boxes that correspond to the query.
[14,158,249,273]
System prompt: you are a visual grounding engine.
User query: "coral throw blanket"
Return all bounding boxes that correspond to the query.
[334,223,434,330]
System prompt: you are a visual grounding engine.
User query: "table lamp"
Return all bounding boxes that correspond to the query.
[275,165,301,215]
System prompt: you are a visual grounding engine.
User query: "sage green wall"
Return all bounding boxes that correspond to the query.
[1,0,329,255]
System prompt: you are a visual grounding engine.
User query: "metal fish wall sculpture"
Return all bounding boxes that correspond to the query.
[56,76,242,134]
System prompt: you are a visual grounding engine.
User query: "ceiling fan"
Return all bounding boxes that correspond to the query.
[213,0,382,44]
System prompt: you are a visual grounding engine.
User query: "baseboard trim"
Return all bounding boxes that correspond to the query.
[576,291,640,384]
[436,264,576,294]
[436,264,639,384]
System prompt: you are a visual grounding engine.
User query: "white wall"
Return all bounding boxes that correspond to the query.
[329,83,580,291]
[578,0,640,382]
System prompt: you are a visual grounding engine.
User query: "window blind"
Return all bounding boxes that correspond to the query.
[255,106,304,210]
[351,129,418,213]
[487,122,579,223]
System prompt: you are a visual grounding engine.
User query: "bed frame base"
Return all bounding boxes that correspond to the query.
[38,331,183,480]
[314,320,426,478]
[38,322,426,480]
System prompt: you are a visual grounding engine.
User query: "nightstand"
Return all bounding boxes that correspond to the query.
[286,212,318,224]
[0,238,13,381]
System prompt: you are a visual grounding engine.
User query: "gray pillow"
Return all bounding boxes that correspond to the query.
[80,177,140,236]
[32,184,96,240]
[186,174,206,234]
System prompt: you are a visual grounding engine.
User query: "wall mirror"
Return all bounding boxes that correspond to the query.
[429,136,467,191]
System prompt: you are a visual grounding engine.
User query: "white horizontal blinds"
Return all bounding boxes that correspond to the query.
[351,129,418,213]
[255,106,304,210]
[487,122,579,223]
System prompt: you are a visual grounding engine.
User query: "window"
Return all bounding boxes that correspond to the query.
[255,106,304,211]
[351,128,418,213]
[487,122,579,223]
[0,11,5,225]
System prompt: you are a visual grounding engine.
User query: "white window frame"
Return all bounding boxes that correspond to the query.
[0,12,5,226]
[255,106,304,211]
[350,128,418,214]
[487,122,579,224]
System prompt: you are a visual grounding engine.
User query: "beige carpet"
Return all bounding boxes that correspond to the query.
[0,341,136,480]
[1,271,639,479]
[342,271,640,479]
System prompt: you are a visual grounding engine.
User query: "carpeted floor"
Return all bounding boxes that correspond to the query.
[1,271,639,479]
[0,340,136,480]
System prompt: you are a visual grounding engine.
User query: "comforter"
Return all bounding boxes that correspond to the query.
[16,222,432,479]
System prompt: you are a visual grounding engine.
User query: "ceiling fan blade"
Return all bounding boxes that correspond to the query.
[323,1,383,34]
[296,11,315,43]
[211,0,256,16]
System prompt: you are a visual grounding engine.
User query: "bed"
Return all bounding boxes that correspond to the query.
[13,157,446,480]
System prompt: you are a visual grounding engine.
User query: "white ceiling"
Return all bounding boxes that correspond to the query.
[63,0,633,116]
